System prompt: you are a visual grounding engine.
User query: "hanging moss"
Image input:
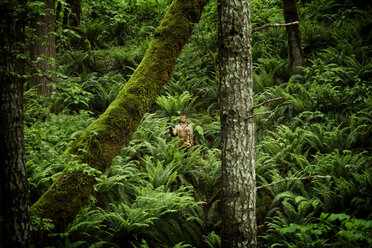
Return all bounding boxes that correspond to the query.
[30,0,209,234]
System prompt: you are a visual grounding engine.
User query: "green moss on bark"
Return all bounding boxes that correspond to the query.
[30,0,208,234]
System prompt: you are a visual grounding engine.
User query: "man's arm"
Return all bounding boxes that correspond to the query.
[168,125,177,137]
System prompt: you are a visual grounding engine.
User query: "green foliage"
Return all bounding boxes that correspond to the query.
[50,79,93,113]
[255,22,372,242]
[25,110,94,202]
[260,193,324,248]
[61,185,203,247]
[24,0,372,247]
[94,43,149,76]
[81,72,126,113]
[23,86,52,125]
[253,56,289,94]
[261,212,372,248]
[82,0,170,47]
[57,50,94,76]
[156,91,198,120]
[30,216,55,232]
[204,231,221,248]
[320,213,372,247]
[36,113,221,247]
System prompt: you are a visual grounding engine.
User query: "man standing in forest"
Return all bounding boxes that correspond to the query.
[168,114,194,147]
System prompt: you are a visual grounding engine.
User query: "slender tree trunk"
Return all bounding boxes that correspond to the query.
[283,0,304,75]
[62,0,82,27]
[0,0,30,247]
[30,0,56,96]
[68,0,82,27]
[218,0,256,247]
[30,0,208,235]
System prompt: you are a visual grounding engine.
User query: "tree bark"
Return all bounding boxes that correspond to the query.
[62,0,82,27]
[0,0,30,247]
[283,0,304,75]
[30,0,56,96]
[30,0,208,234]
[218,0,257,247]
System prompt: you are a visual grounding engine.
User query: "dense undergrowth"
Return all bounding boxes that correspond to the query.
[25,0,371,247]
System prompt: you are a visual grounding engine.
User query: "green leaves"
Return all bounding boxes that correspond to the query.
[42,112,222,247]
[156,91,198,119]
[25,110,94,202]
[30,216,55,232]
[319,213,372,246]
[63,185,203,247]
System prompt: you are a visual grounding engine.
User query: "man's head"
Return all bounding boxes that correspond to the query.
[180,114,187,123]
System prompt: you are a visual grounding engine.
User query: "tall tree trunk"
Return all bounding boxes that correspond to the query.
[219,0,256,247]
[67,0,81,27]
[61,0,82,27]
[283,0,304,75]
[30,0,56,96]
[0,0,30,247]
[30,0,208,234]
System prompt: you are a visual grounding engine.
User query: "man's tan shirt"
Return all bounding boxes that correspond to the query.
[173,123,194,146]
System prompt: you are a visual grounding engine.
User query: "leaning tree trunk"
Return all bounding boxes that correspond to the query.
[219,0,256,247]
[283,0,304,75]
[30,0,56,96]
[0,0,30,247]
[30,0,208,234]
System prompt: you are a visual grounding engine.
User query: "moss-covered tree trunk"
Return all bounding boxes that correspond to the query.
[30,0,208,233]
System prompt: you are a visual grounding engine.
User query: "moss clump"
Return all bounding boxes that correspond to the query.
[30,159,98,232]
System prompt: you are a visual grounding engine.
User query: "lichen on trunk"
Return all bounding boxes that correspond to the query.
[30,0,208,234]
[219,0,257,247]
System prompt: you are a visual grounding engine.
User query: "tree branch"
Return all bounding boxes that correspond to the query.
[248,110,272,119]
[252,21,299,33]
[256,175,331,190]
[252,97,285,110]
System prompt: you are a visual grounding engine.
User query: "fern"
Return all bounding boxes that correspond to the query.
[61,185,203,247]
[203,231,221,248]
[143,157,178,189]
[95,158,143,204]
[26,111,93,202]
[261,192,325,248]
[156,91,198,120]
[81,72,125,113]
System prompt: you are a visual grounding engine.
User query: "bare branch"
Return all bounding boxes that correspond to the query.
[256,175,332,190]
[252,21,299,33]
[252,97,285,110]
[248,110,272,119]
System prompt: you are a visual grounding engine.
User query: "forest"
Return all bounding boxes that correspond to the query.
[0,0,371,247]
